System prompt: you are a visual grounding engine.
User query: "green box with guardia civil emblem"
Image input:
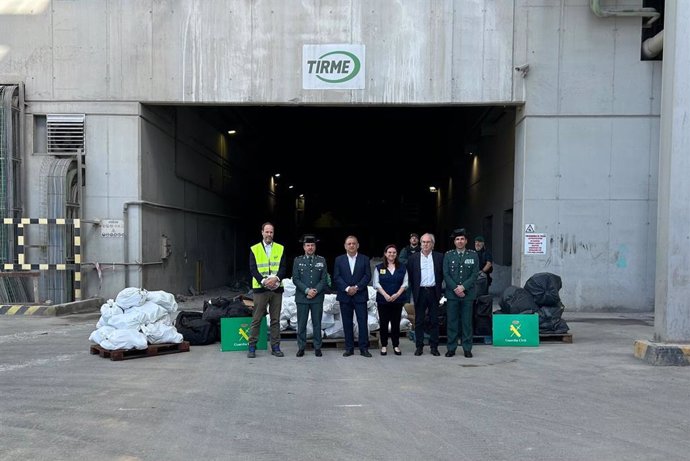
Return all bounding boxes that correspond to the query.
[492,314,539,347]
[220,317,267,351]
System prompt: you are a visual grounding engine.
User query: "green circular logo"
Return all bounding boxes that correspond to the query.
[314,51,361,83]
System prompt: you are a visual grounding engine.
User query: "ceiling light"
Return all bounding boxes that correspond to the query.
[429,186,438,193]
[227,130,237,135]
[288,185,294,189]
[274,173,281,178]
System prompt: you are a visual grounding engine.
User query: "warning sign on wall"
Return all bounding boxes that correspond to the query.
[524,233,547,255]
[100,220,125,238]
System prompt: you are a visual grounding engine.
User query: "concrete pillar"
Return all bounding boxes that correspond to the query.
[635,1,690,365]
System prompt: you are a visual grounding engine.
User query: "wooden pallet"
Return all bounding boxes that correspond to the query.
[90,341,191,361]
[539,333,573,343]
[409,332,492,345]
[281,330,380,349]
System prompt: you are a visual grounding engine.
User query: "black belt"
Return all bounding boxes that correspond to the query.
[420,286,436,290]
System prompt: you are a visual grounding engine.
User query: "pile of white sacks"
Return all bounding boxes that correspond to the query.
[279,278,412,339]
[88,287,183,350]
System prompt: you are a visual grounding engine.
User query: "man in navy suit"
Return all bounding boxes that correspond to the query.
[406,233,444,356]
[333,235,372,357]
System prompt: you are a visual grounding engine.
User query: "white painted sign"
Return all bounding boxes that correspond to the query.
[100,219,125,238]
[525,224,535,233]
[303,44,365,89]
[524,233,547,255]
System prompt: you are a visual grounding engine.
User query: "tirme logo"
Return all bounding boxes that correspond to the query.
[306,51,361,83]
[303,44,365,89]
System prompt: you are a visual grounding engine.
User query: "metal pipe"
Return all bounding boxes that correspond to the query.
[123,200,241,219]
[590,0,660,27]
[642,29,664,58]
[82,261,164,266]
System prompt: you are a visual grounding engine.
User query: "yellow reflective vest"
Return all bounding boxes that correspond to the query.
[250,242,284,289]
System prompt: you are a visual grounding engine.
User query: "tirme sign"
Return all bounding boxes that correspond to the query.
[303,44,365,89]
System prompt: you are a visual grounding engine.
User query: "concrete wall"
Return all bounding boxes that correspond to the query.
[0,0,516,104]
[512,1,660,310]
[139,105,244,294]
[22,101,142,299]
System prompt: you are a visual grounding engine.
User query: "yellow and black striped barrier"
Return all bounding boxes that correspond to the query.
[2,218,81,301]
[0,305,57,316]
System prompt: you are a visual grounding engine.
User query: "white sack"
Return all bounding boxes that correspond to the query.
[324,317,344,338]
[89,325,116,344]
[282,278,296,297]
[96,299,124,328]
[146,290,178,313]
[367,286,377,302]
[281,297,297,319]
[106,308,150,330]
[323,294,339,314]
[368,313,379,332]
[141,323,183,344]
[98,329,148,350]
[116,287,148,310]
[321,312,335,329]
[131,301,169,324]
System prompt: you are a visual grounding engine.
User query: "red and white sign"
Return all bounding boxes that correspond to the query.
[524,233,547,255]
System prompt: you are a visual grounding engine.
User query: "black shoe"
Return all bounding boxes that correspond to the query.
[343,350,354,357]
[393,347,402,356]
[315,349,322,357]
[296,349,305,357]
[271,347,284,357]
[414,347,423,356]
[247,346,256,358]
[360,350,372,358]
[445,350,456,357]
[430,348,440,356]
[464,350,473,358]
[380,347,387,356]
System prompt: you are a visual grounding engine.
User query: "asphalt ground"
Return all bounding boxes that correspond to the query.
[1,294,688,461]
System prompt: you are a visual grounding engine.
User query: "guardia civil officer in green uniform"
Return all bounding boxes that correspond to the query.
[292,234,328,357]
[443,228,480,358]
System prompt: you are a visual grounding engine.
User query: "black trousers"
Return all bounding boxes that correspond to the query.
[378,302,403,347]
[414,288,439,348]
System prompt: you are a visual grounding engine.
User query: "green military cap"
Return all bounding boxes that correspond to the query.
[299,234,319,243]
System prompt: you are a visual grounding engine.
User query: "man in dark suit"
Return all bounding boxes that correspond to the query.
[333,235,372,357]
[406,233,444,356]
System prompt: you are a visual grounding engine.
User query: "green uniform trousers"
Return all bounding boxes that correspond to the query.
[446,297,474,352]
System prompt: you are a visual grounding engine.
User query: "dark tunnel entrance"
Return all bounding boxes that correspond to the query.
[153,104,515,282]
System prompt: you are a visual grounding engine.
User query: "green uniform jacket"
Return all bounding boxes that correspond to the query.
[443,249,480,301]
[292,255,328,304]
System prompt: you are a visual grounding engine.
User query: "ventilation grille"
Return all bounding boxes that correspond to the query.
[47,114,85,153]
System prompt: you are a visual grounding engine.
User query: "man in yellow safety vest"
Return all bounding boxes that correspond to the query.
[247,222,287,358]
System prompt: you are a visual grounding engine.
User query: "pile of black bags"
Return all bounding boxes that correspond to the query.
[174,295,253,345]
[498,272,569,334]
